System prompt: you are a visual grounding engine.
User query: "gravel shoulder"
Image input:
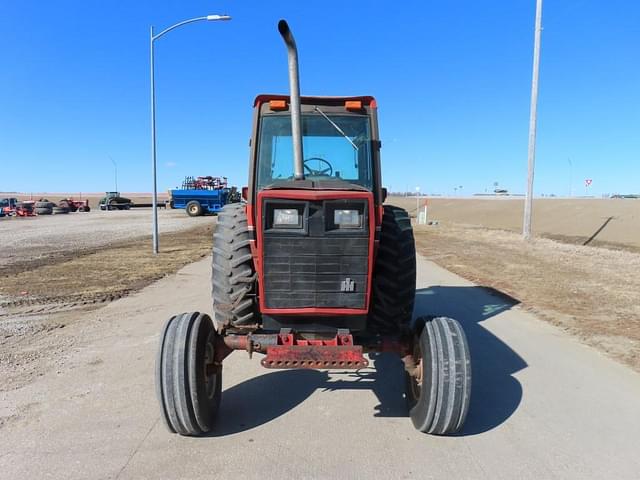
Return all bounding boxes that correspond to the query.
[0,208,207,271]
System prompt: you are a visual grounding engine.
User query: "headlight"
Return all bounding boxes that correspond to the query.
[334,209,361,228]
[273,208,301,227]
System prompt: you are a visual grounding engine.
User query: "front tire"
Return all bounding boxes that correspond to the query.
[156,312,222,436]
[406,316,472,435]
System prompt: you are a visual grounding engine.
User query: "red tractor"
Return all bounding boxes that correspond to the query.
[1,198,36,217]
[156,20,471,436]
[58,198,91,212]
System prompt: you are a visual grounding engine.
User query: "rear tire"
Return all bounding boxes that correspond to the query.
[35,201,54,209]
[156,312,222,436]
[211,203,258,331]
[368,205,416,334]
[186,201,202,217]
[406,316,472,435]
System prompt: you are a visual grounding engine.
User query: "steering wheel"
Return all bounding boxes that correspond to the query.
[303,157,333,177]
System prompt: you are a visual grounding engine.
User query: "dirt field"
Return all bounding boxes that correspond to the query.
[0,208,208,271]
[389,196,640,251]
[388,196,640,372]
[0,212,216,391]
[414,224,640,371]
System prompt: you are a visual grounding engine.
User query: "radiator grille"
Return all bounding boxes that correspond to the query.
[263,237,368,309]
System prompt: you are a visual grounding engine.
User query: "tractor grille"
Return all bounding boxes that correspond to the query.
[261,199,369,310]
[263,237,368,308]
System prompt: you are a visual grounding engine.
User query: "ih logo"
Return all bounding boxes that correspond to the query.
[340,277,355,292]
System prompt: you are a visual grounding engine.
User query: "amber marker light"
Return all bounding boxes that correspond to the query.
[345,100,363,111]
[269,99,288,110]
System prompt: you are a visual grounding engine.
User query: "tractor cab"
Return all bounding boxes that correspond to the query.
[250,95,381,197]
[242,95,386,334]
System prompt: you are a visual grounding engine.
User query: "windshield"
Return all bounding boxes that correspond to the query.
[256,114,373,190]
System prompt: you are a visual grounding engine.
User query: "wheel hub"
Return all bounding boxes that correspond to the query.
[403,340,423,400]
[203,337,216,399]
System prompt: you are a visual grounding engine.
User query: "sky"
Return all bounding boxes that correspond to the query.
[0,1,638,196]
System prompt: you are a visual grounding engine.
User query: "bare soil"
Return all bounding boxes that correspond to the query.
[414,223,640,371]
[389,196,640,252]
[0,223,215,391]
[0,208,210,270]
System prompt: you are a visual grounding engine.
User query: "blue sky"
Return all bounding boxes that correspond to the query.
[0,1,638,196]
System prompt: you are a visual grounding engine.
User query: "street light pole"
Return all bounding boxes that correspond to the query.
[150,14,231,255]
[522,0,543,241]
[150,26,158,254]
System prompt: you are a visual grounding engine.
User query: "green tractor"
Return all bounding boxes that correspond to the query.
[99,192,132,211]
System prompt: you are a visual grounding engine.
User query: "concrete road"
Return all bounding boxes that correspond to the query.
[1,255,640,479]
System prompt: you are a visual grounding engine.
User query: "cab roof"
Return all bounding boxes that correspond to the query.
[254,94,376,108]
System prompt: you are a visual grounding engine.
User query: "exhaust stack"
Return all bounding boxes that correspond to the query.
[278,19,304,180]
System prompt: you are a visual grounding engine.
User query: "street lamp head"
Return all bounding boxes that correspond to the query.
[206,14,231,21]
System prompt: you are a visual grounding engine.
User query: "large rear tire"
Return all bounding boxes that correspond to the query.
[211,203,258,331]
[368,205,416,334]
[52,206,69,214]
[35,201,54,209]
[156,312,222,436]
[406,316,472,435]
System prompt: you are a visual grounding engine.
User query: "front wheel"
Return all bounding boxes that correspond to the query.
[406,316,471,435]
[156,312,222,435]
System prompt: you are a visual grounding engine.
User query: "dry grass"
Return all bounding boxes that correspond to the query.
[389,196,640,252]
[414,224,640,371]
[1,223,214,310]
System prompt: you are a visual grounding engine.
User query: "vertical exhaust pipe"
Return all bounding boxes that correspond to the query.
[278,19,304,180]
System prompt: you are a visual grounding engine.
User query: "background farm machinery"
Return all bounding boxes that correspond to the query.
[167,176,241,216]
[0,197,91,217]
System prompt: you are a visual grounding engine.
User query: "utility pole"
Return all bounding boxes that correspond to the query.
[108,155,118,192]
[567,157,572,197]
[522,0,543,241]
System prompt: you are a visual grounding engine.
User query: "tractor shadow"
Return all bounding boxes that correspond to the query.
[413,286,527,435]
[324,285,527,435]
[208,356,406,437]
[207,368,329,437]
[208,285,525,437]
